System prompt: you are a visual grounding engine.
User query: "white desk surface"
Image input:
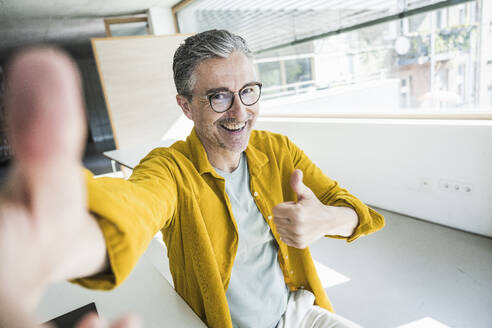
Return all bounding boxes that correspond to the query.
[103,139,178,170]
[36,239,206,327]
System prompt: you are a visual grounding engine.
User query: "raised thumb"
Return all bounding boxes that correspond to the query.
[290,169,312,201]
[5,46,86,168]
[4,47,87,208]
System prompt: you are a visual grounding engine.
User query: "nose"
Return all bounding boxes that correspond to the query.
[226,93,249,121]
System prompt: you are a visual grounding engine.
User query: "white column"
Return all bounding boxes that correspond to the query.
[148,7,176,35]
[476,0,490,108]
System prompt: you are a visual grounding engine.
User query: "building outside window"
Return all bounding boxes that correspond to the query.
[176,0,491,117]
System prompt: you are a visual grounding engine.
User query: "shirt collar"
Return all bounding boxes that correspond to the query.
[244,140,269,177]
[186,127,269,177]
[187,127,216,176]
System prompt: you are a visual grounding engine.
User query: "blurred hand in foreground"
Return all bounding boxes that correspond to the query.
[0,47,139,328]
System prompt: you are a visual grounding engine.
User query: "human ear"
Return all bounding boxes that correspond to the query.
[176,94,193,120]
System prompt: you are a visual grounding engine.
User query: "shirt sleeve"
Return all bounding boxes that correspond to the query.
[72,150,178,290]
[284,136,384,242]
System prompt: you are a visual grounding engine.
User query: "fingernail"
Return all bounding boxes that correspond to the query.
[126,314,143,328]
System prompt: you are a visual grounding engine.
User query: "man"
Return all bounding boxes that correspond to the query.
[1,30,384,327]
[78,29,384,327]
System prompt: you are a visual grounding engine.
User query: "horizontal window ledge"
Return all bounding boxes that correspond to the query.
[259,112,492,121]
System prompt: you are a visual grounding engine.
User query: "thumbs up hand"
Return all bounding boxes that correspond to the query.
[289,169,316,202]
[272,170,358,249]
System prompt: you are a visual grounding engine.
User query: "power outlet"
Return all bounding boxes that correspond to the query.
[461,184,473,193]
[420,177,435,190]
[438,179,452,191]
[438,179,473,194]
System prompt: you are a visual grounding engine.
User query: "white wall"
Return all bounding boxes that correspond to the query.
[255,117,492,237]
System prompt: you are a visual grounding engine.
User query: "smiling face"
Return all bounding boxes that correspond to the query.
[177,52,260,167]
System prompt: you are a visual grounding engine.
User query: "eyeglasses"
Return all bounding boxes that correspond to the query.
[193,82,262,113]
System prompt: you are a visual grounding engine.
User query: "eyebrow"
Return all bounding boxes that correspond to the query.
[205,81,259,95]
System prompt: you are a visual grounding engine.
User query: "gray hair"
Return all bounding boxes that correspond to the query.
[173,29,253,100]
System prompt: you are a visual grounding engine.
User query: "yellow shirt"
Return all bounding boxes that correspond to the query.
[75,128,384,328]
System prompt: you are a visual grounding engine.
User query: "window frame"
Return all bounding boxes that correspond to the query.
[173,0,492,120]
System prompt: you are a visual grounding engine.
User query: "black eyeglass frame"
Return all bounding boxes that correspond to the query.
[201,82,263,113]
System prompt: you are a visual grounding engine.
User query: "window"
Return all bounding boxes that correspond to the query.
[103,16,150,37]
[256,54,315,99]
[400,77,411,108]
[488,21,492,108]
[257,62,282,89]
[176,0,491,117]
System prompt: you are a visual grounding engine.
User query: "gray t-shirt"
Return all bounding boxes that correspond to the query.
[215,153,289,328]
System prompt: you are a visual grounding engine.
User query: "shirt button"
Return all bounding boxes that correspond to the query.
[253,191,258,197]
[285,255,288,259]
[300,285,305,289]
[290,270,294,275]
[268,215,273,220]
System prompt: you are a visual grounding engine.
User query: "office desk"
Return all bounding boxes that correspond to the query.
[103,139,178,170]
[36,239,206,327]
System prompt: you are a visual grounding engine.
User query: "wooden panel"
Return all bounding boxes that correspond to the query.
[91,34,189,150]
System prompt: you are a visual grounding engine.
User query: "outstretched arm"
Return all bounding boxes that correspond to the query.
[0,47,110,324]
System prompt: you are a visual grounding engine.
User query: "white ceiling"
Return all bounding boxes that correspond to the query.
[0,0,179,60]
[0,0,178,19]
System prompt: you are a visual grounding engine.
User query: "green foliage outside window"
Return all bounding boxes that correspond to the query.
[258,62,282,88]
[435,25,475,53]
[285,58,312,84]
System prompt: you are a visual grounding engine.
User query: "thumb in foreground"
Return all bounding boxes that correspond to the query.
[5,46,86,171]
[4,46,87,205]
[290,169,312,201]
[75,313,143,328]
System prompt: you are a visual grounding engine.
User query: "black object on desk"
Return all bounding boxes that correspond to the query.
[44,302,98,328]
